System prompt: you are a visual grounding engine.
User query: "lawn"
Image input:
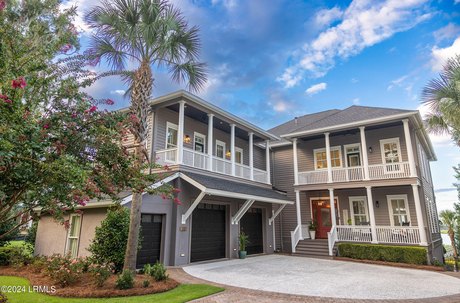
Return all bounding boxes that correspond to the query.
[0,276,224,303]
[6,241,33,257]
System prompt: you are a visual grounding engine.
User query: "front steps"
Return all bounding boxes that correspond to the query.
[293,238,335,258]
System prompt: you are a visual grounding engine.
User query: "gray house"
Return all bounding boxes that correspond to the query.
[35,90,443,266]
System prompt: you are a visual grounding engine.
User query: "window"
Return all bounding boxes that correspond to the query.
[344,144,361,167]
[166,122,178,149]
[194,132,206,153]
[314,147,342,169]
[216,140,226,159]
[349,197,369,225]
[387,195,411,226]
[67,214,81,258]
[235,147,243,164]
[380,138,401,164]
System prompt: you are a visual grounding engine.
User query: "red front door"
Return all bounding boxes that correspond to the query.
[312,199,338,239]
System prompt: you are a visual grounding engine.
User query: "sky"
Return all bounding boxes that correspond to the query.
[65,0,460,211]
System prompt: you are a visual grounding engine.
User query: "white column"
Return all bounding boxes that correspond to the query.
[230,124,235,176]
[412,184,428,245]
[403,119,417,177]
[177,101,186,164]
[328,188,337,226]
[293,138,299,185]
[207,114,214,171]
[295,190,303,239]
[365,186,378,244]
[266,140,271,184]
[359,126,370,180]
[325,133,332,183]
[249,132,254,180]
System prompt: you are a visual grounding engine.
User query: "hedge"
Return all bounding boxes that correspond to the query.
[337,243,428,265]
[0,247,14,266]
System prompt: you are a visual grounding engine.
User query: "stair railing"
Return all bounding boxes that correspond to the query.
[290,224,303,253]
[327,225,337,256]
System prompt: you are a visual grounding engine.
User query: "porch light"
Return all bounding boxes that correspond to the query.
[375,200,379,208]
[368,146,373,153]
[184,135,191,144]
[226,150,231,158]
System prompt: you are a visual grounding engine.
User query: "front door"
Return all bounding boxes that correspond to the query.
[311,199,338,238]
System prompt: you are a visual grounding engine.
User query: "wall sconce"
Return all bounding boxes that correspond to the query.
[184,135,191,144]
[368,146,373,153]
[375,200,379,208]
[225,150,231,158]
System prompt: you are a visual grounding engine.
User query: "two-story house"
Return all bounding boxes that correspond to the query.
[34,91,443,266]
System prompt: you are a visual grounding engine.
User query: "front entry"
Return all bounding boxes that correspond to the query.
[311,199,338,239]
[240,208,263,255]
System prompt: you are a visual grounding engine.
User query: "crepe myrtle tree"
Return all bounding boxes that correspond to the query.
[0,0,177,239]
[85,0,207,272]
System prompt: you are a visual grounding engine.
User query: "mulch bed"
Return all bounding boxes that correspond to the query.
[334,256,445,272]
[0,266,179,298]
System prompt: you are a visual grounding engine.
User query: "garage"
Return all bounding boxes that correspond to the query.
[240,208,263,255]
[136,214,163,268]
[191,203,226,262]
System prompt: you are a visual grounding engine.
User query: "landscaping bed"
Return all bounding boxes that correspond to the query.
[333,257,445,272]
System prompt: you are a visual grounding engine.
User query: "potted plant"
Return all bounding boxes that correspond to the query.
[309,221,317,240]
[238,232,250,259]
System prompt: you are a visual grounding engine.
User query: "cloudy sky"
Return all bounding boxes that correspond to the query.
[67,0,460,211]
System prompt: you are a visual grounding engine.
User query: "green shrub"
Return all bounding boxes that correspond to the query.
[0,247,13,266]
[142,279,150,288]
[89,263,113,287]
[29,256,47,273]
[25,221,38,248]
[115,270,134,290]
[8,247,32,269]
[150,261,168,281]
[142,263,153,275]
[45,254,85,287]
[338,243,427,265]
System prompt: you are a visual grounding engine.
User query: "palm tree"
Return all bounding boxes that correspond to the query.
[85,0,206,272]
[422,54,460,146]
[439,210,458,271]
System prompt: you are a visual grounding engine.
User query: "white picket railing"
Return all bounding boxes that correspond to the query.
[332,166,364,182]
[298,170,328,184]
[183,148,209,170]
[253,168,268,183]
[212,156,232,175]
[368,162,411,180]
[327,225,337,256]
[376,226,420,244]
[155,148,178,165]
[337,225,372,242]
[235,162,251,179]
[290,224,303,253]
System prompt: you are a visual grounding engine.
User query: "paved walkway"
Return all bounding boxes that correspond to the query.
[168,255,460,303]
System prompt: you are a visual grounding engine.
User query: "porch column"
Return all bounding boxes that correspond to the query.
[412,184,428,245]
[249,132,254,180]
[359,126,370,180]
[266,140,271,184]
[293,138,299,185]
[207,114,214,171]
[325,133,332,183]
[403,119,417,177]
[177,100,186,164]
[230,124,236,176]
[365,186,378,244]
[328,188,337,226]
[295,190,302,239]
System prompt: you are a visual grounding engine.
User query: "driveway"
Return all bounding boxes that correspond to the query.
[183,255,460,300]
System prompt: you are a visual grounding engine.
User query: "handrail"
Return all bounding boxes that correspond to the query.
[290,224,302,253]
[327,225,337,256]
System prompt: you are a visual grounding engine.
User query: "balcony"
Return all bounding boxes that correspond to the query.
[155,147,269,184]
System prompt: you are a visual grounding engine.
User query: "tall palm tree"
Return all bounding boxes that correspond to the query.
[422,54,460,146]
[439,210,458,272]
[85,0,206,272]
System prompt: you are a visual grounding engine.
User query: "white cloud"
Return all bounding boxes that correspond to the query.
[110,90,126,96]
[211,0,238,11]
[387,74,409,91]
[306,82,327,95]
[278,0,430,85]
[351,78,359,83]
[352,98,360,105]
[433,23,460,43]
[273,101,289,112]
[276,67,303,88]
[431,37,460,71]
[315,6,343,28]
[60,0,94,34]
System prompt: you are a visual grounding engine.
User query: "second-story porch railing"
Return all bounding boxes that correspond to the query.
[297,162,411,185]
[155,147,268,183]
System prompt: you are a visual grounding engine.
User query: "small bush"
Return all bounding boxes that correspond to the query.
[45,254,85,287]
[8,247,32,269]
[29,256,47,273]
[89,263,113,287]
[338,243,427,265]
[115,270,134,290]
[0,291,7,303]
[142,279,150,288]
[150,261,168,281]
[0,247,13,266]
[142,263,153,275]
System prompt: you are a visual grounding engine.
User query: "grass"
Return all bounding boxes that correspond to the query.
[0,276,224,303]
[6,240,33,257]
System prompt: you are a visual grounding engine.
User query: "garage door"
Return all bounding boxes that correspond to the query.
[240,208,263,255]
[191,203,226,262]
[136,214,163,268]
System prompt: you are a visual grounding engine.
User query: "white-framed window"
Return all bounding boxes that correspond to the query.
[235,147,243,164]
[349,196,369,225]
[314,147,342,170]
[215,140,226,159]
[344,143,361,167]
[387,194,411,226]
[166,122,178,149]
[66,214,81,258]
[380,137,402,164]
[193,132,206,153]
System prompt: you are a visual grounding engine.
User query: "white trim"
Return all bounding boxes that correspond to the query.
[165,122,178,149]
[66,214,81,258]
[313,146,342,170]
[193,131,206,153]
[235,147,243,164]
[348,196,369,225]
[215,140,226,159]
[269,204,287,225]
[387,194,411,226]
[231,199,255,224]
[380,137,402,164]
[343,143,362,168]
[181,191,206,224]
[205,188,292,205]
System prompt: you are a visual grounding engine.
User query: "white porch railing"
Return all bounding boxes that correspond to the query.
[290,224,303,253]
[368,162,411,180]
[298,170,328,184]
[183,148,209,170]
[332,167,364,182]
[235,163,251,179]
[253,168,268,183]
[212,156,232,175]
[375,226,421,244]
[337,225,372,242]
[156,148,178,164]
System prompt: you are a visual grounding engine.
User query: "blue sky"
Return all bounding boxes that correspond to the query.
[66,0,460,210]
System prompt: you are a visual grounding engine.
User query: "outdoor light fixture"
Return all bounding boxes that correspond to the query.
[368,146,373,153]
[184,135,191,144]
[375,200,379,208]
[226,150,231,158]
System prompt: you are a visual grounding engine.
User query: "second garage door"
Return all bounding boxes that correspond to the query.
[136,214,163,269]
[240,208,263,255]
[191,203,226,262]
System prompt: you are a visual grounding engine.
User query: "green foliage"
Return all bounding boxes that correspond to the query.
[239,232,250,251]
[25,221,38,248]
[0,218,19,247]
[0,246,31,267]
[0,247,13,265]
[29,256,47,274]
[142,279,150,288]
[338,243,428,265]
[115,270,134,290]
[142,263,153,275]
[88,207,133,272]
[150,261,168,281]
[0,291,7,303]
[88,263,113,287]
[45,254,85,287]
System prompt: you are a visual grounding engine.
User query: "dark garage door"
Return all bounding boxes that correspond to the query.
[136,214,163,268]
[191,203,226,262]
[240,208,263,255]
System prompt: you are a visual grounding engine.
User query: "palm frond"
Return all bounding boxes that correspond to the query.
[170,61,207,92]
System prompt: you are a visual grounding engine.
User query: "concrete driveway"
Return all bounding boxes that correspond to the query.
[183,255,460,300]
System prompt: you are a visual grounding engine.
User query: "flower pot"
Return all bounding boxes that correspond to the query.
[239,251,247,259]
[309,230,316,240]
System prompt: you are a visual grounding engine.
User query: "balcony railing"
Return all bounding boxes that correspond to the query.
[298,161,411,185]
[155,147,268,183]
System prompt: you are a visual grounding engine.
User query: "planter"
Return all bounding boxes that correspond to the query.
[239,251,247,259]
[309,230,316,240]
